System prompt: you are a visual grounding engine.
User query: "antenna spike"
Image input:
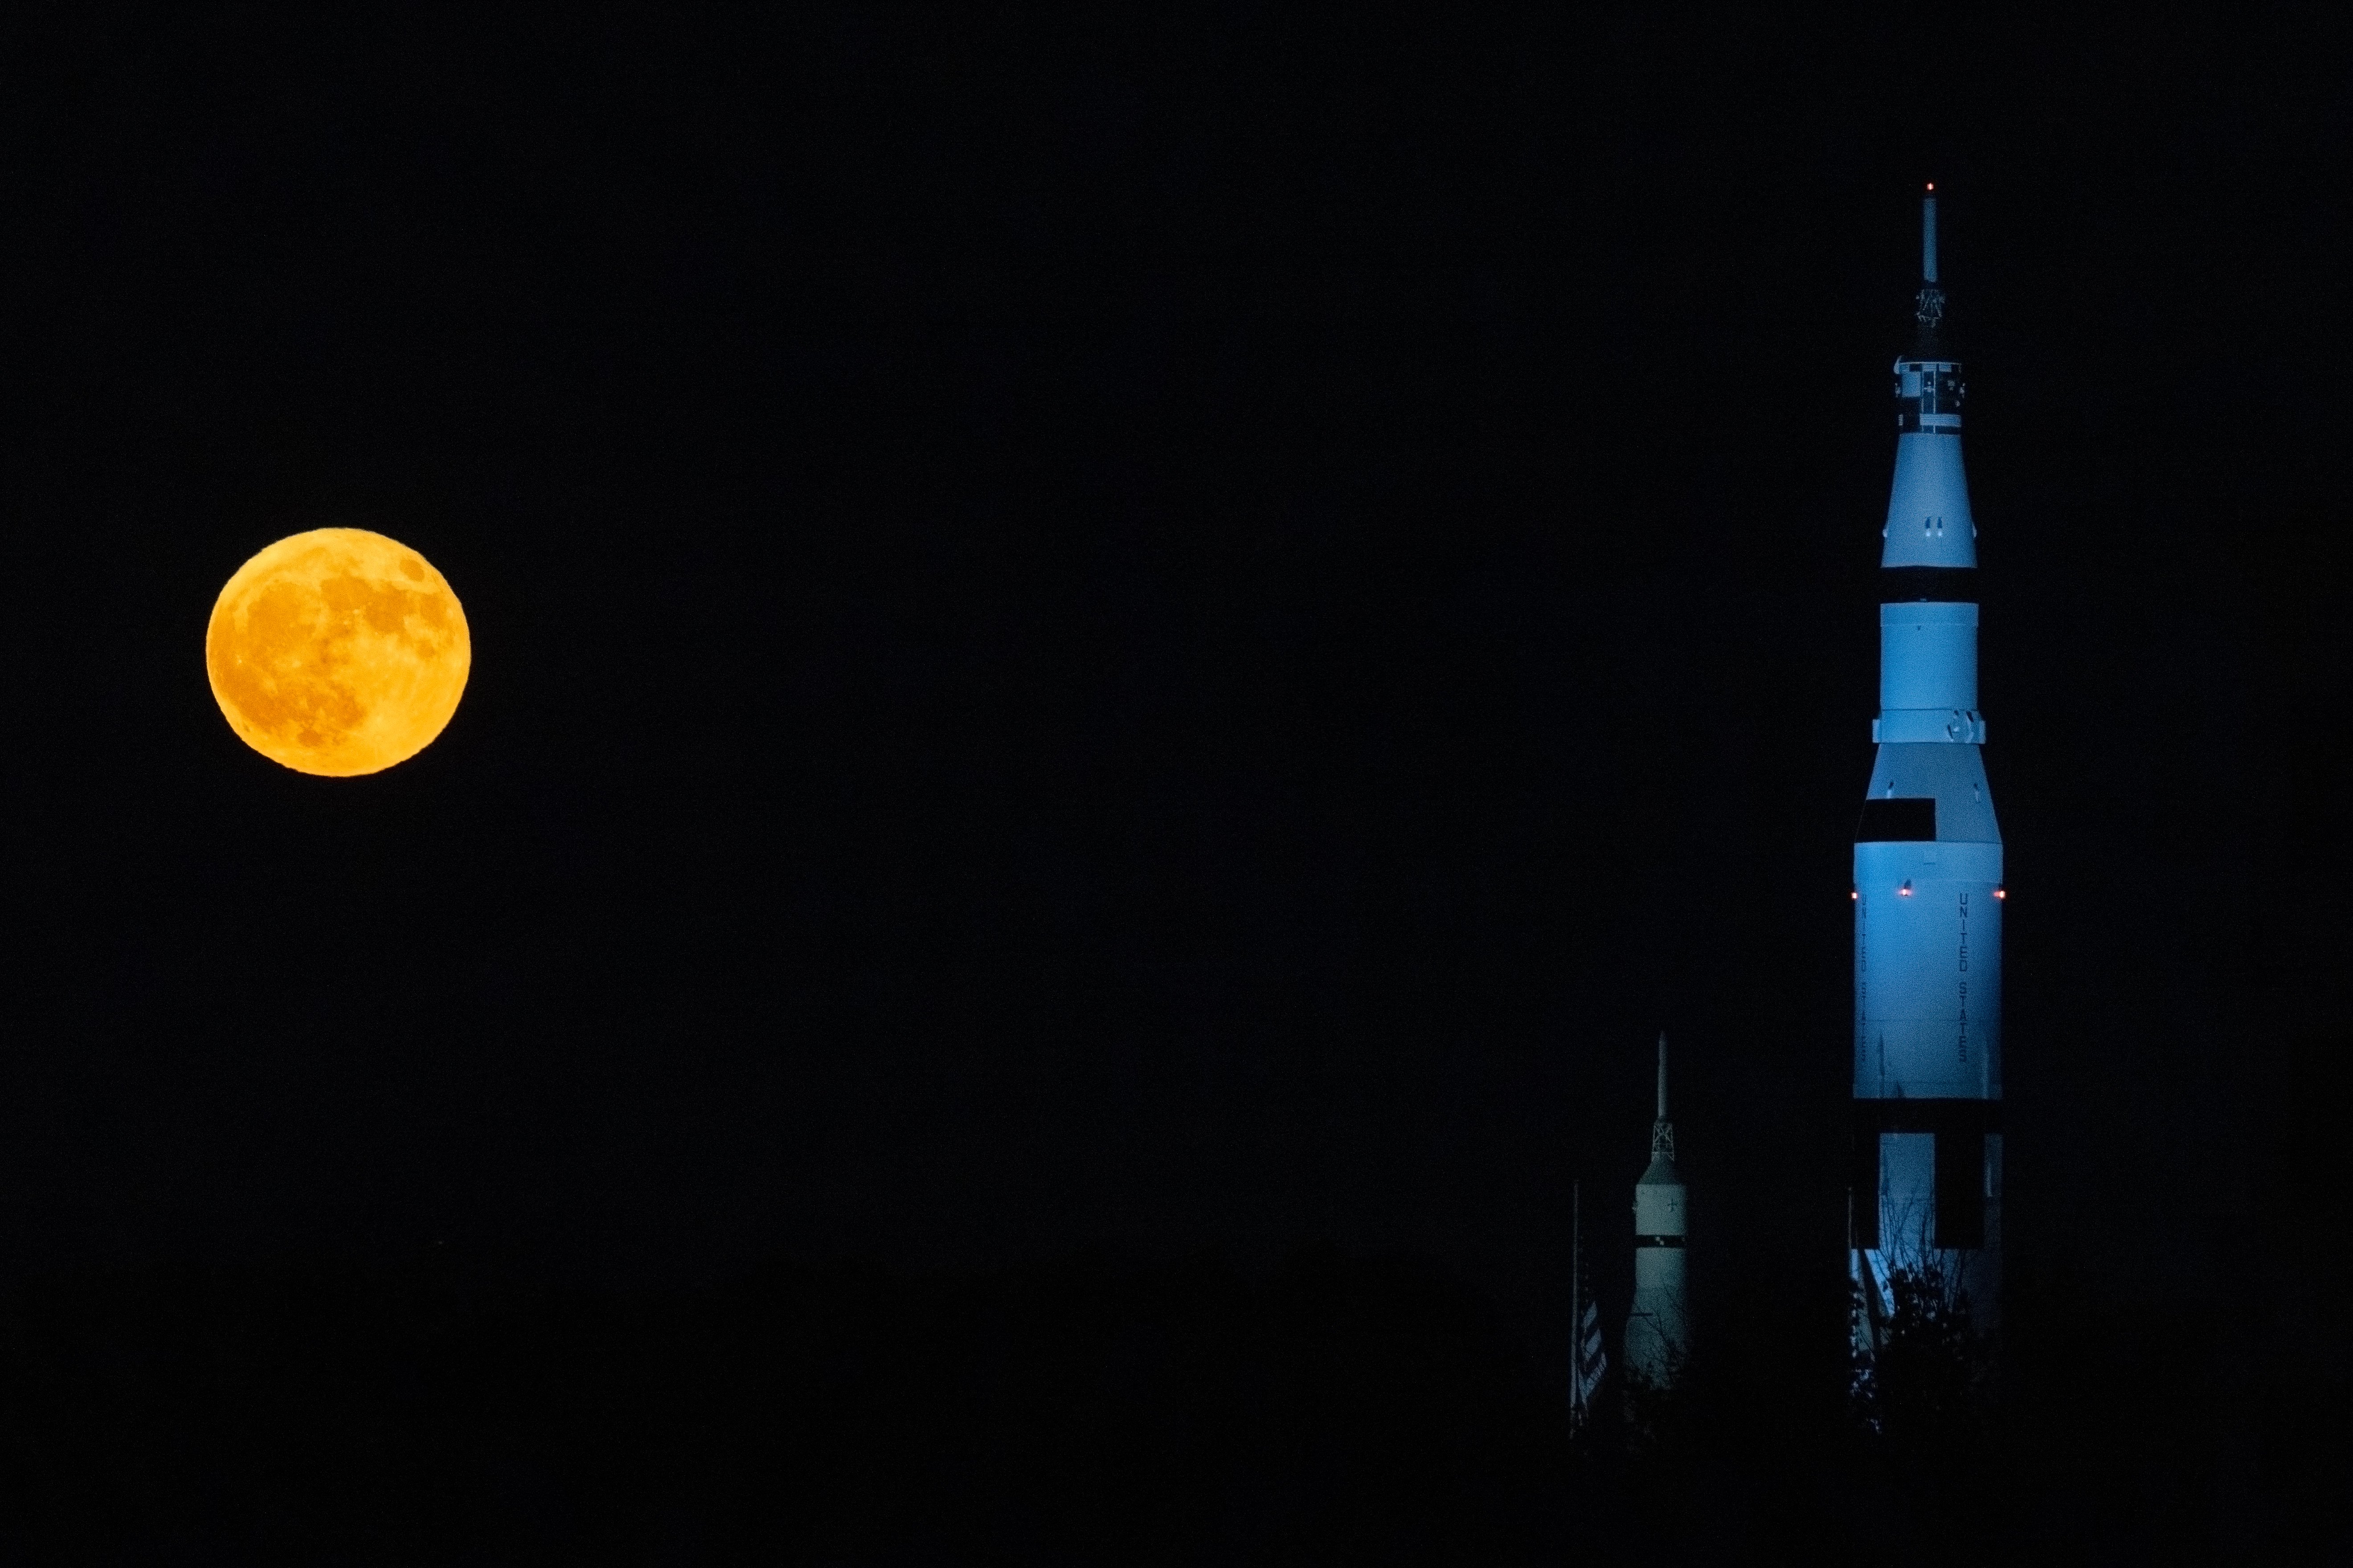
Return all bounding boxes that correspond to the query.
[1913,187,1948,345]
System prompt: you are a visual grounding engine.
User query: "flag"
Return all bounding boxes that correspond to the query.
[1573,1300,1607,1408]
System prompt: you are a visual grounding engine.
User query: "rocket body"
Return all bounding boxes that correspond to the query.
[1851,195,2003,1354]
[1627,1035,1688,1388]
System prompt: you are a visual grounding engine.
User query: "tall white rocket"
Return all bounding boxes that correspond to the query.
[1625,1032,1687,1388]
[1850,186,2004,1357]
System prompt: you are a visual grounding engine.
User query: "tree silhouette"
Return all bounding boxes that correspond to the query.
[1852,1254,1990,1452]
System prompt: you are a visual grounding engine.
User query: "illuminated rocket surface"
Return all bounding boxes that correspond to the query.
[1850,189,2004,1355]
[1626,1032,1688,1389]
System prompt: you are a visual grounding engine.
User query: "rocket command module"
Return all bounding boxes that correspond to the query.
[1850,189,2003,1356]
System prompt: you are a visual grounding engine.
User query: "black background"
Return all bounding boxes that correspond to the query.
[1,6,2346,1557]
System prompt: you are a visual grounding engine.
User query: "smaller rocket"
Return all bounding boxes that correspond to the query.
[1625,1033,1688,1388]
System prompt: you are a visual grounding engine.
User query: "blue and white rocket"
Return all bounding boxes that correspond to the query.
[1850,187,2003,1355]
[1627,1033,1688,1388]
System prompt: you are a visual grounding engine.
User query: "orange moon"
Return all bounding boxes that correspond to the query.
[206,529,471,776]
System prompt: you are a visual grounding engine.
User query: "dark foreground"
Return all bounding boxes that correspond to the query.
[0,1249,2336,1564]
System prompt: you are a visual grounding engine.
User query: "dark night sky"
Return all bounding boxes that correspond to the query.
[1,8,2344,1375]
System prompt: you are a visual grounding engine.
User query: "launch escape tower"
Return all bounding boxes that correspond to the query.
[1626,1033,1688,1389]
[1850,188,2004,1361]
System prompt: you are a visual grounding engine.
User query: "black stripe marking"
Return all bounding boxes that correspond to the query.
[1880,567,1978,601]
[1856,798,1936,842]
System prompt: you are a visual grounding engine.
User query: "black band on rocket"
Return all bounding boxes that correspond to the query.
[1879,566,1977,601]
[1851,1098,2003,1135]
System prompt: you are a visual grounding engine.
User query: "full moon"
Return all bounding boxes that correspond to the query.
[206,528,471,776]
